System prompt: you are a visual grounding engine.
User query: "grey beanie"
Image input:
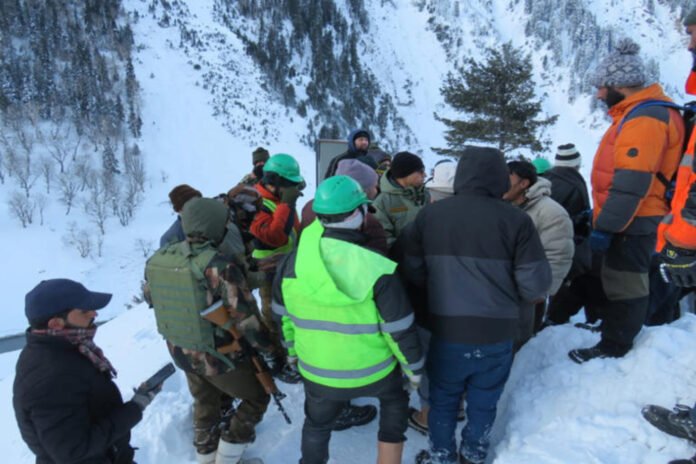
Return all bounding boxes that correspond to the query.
[335,158,378,192]
[684,7,696,26]
[590,38,647,88]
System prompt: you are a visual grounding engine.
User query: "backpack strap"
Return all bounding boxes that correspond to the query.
[616,99,686,190]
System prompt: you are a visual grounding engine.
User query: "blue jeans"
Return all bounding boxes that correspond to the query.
[427,338,514,463]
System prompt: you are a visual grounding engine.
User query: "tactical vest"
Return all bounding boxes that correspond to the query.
[281,221,398,389]
[145,241,226,358]
[251,198,297,259]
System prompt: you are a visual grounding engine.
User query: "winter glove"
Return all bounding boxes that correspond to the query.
[280,185,302,206]
[659,243,696,287]
[589,230,613,254]
[287,355,298,367]
[131,385,160,411]
[406,373,421,391]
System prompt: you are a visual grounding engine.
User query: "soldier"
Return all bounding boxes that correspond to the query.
[145,197,272,464]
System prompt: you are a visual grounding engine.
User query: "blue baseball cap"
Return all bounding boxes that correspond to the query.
[25,279,112,323]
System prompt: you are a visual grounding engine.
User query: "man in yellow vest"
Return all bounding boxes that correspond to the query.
[272,175,424,464]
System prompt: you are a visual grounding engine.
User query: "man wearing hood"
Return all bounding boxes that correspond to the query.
[272,176,423,464]
[504,160,574,337]
[401,147,551,464]
[324,128,377,178]
[569,38,685,363]
[145,197,272,464]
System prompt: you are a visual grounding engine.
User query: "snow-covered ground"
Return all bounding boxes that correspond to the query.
[3,1,696,463]
[2,305,696,463]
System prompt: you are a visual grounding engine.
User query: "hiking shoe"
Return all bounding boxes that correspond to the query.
[670,456,696,464]
[407,407,428,435]
[332,404,377,431]
[642,404,696,442]
[275,362,302,384]
[568,341,627,364]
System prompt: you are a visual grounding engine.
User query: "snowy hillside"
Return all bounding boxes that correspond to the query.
[2,0,694,335]
[2,305,696,463]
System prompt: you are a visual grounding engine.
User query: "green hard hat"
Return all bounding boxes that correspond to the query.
[532,157,552,174]
[262,153,304,183]
[313,175,370,215]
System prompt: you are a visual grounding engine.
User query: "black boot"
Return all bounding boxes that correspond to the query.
[332,403,377,431]
[669,456,696,464]
[642,404,696,442]
[568,340,629,364]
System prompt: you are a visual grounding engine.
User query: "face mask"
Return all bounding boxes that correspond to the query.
[253,164,265,179]
[603,87,626,108]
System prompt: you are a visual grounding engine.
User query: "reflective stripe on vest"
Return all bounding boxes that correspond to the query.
[282,221,401,389]
[251,198,297,258]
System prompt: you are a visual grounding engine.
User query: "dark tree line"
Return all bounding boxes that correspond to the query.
[213,0,408,148]
[0,0,141,139]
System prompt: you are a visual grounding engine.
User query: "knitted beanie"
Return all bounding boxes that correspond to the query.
[590,38,647,88]
[555,143,582,169]
[684,7,696,26]
[390,151,425,179]
[336,159,379,193]
[169,184,202,213]
[252,147,270,164]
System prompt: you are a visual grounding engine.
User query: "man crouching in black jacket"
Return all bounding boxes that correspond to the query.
[13,279,155,464]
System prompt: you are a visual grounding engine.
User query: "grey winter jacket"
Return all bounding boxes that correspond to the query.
[521,177,574,295]
[373,171,430,247]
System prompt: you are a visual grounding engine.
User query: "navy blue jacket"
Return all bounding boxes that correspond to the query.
[13,332,142,464]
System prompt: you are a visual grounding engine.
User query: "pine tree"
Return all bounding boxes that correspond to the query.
[434,42,557,156]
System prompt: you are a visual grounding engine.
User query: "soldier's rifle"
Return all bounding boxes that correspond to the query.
[201,301,292,424]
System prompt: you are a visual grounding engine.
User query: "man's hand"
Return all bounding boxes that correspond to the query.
[280,186,302,206]
[589,230,613,253]
[131,383,161,411]
[406,373,421,391]
[659,243,696,287]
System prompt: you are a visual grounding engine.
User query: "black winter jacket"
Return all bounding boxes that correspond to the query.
[400,147,552,345]
[13,332,142,464]
[544,166,592,278]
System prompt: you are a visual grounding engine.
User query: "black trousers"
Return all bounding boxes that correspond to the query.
[599,233,655,349]
[300,368,409,464]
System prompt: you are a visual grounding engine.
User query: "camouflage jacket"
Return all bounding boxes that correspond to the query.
[144,244,273,376]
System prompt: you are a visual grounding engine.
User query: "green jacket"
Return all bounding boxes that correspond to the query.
[272,221,423,389]
[373,171,430,246]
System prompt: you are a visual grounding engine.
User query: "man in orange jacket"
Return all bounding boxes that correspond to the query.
[656,20,696,288]
[569,38,685,363]
[250,153,304,384]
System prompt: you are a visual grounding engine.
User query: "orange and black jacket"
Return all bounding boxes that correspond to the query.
[591,83,685,235]
[250,183,300,252]
[656,74,696,251]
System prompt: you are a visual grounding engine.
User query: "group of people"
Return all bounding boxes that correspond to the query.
[11,8,696,464]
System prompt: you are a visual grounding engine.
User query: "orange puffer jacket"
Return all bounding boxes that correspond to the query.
[591,83,685,235]
[656,70,696,251]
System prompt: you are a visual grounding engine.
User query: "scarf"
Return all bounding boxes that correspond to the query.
[32,326,117,378]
